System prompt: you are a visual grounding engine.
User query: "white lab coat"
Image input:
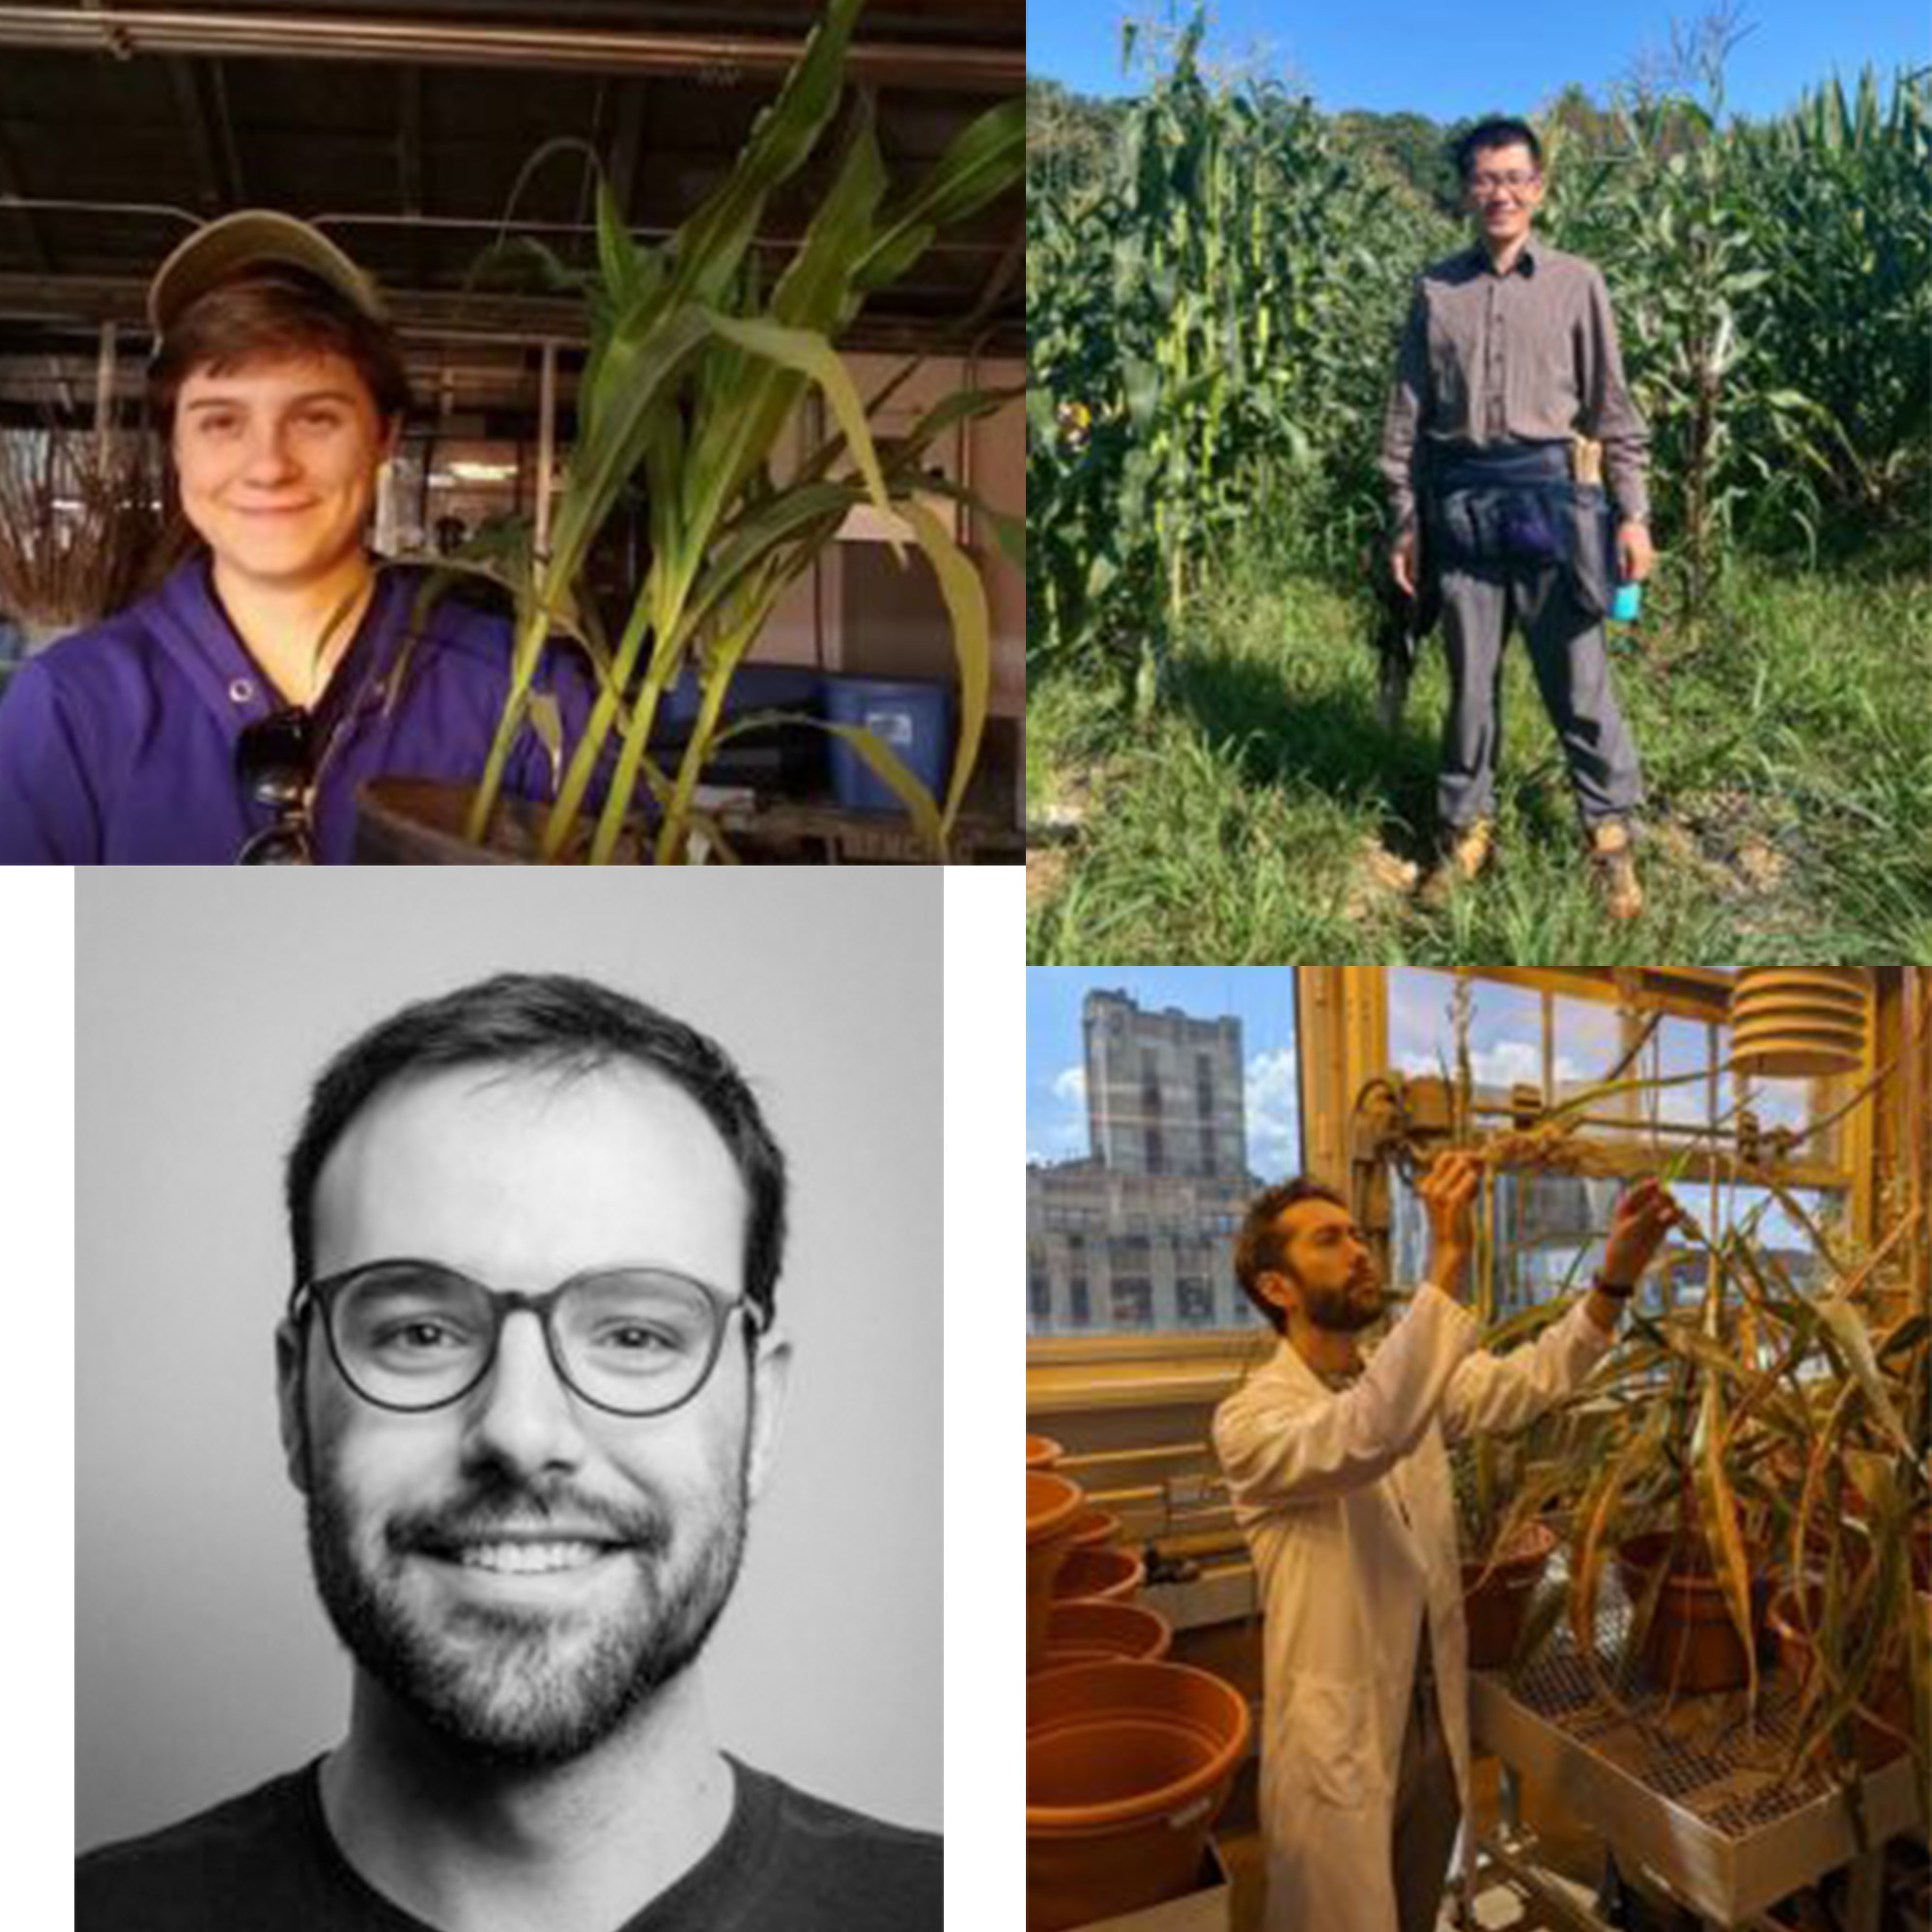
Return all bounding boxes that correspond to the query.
[1213,1285,1612,1932]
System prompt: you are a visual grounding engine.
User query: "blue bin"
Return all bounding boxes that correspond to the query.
[820,675,954,813]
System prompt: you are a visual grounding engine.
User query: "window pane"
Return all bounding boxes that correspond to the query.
[1388,969,1544,1114]
[1381,974,1849,1321]
[1724,1052,1847,1167]
[1390,1165,1622,1318]
[1026,969,1300,1338]
[1551,994,1631,1129]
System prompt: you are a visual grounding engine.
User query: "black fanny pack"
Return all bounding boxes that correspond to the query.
[1427,446,1616,618]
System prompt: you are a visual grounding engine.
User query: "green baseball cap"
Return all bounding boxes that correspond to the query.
[148,209,385,338]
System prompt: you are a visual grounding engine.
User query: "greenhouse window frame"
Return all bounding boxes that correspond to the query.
[1028,967,1875,1418]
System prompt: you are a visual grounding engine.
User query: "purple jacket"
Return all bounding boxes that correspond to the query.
[0,554,589,863]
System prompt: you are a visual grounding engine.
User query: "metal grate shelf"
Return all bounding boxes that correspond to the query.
[1469,1574,1923,1926]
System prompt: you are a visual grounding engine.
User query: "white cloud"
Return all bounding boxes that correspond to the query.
[1245,1044,1301,1176]
[1026,1063,1090,1163]
[1472,1039,1543,1090]
[1395,1037,1586,1094]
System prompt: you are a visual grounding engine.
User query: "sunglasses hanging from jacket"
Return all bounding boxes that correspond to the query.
[234,706,317,865]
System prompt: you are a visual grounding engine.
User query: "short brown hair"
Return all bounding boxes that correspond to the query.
[1234,1176,1348,1333]
[148,267,412,439]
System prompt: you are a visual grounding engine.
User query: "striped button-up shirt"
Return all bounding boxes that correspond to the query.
[1378,236,1651,531]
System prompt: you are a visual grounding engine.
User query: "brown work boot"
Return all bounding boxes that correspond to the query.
[1590,819,1645,922]
[1422,818,1494,903]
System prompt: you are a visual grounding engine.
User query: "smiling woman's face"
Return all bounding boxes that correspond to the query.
[172,351,393,589]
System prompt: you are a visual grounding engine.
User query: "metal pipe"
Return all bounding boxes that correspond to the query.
[0,197,994,261]
[310,212,994,260]
[0,7,1022,89]
[93,318,117,460]
[0,196,202,230]
[1463,1098,1745,1142]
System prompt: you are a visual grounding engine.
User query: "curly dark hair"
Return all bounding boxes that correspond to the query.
[1233,1176,1349,1333]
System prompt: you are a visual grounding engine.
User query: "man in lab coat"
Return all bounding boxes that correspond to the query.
[1214,1154,1686,1932]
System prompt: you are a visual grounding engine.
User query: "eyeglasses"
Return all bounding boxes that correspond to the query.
[1468,172,1540,194]
[290,1260,766,1418]
[236,706,316,865]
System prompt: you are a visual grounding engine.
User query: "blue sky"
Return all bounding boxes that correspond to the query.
[1029,0,1932,122]
[1027,967,1302,1177]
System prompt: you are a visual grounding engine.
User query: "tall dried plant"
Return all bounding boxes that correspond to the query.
[0,427,164,636]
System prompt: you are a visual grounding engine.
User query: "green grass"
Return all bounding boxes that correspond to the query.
[1027,554,1932,963]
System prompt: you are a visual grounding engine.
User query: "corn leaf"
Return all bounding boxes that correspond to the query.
[856,96,1024,292]
[896,497,990,828]
[1693,1373,1759,1708]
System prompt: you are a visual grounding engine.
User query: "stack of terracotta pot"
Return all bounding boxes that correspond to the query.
[1025,1436,1251,1929]
[1027,1442,1084,1677]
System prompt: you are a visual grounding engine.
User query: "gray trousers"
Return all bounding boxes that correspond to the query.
[1394,1645,1463,1932]
[1436,558,1644,834]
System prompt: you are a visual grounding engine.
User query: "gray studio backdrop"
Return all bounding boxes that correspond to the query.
[76,869,942,1852]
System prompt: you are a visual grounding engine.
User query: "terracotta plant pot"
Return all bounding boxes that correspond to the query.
[1065,1506,1122,1551]
[1462,1521,1558,1669]
[1027,1434,1065,1470]
[1768,1582,1917,1771]
[1051,1545,1146,1605]
[1617,1532,1767,1693]
[1028,1660,1252,1932]
[1038,1601,1174,1675]
[1028,1473,1085,1675]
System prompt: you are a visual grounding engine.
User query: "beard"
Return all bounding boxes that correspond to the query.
[1295,1269,1383,1334]
[300,1427,750,1771]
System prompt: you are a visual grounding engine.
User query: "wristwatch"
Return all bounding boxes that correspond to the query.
[1591,1274,1636,1300]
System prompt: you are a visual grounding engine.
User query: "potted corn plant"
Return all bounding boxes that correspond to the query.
[1453,1408,1571,1671]
[1562,1177,1928,1786]
[357,0,1023,862]
[1368,992,1929,1792]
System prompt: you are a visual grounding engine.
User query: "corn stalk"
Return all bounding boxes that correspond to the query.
[415,0,1022,860]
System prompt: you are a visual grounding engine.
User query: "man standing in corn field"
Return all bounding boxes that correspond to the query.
[1381,118,1653,921]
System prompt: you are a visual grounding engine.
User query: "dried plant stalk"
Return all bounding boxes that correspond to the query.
[0,427,163,633]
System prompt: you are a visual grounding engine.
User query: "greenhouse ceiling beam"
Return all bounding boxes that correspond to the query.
[0,6,1021,89]
[0,274,1019,356]
[0,123,51,273]
[0,196,1006,265]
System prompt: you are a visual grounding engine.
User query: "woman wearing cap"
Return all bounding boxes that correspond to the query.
[0,211,587,862]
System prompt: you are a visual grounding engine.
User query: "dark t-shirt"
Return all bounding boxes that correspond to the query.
[77,1754,940,1931]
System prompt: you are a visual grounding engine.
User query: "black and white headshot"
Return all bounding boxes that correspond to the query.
[76,870,941,1931]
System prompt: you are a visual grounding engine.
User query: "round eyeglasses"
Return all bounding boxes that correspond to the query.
[290,1260,767,1418]
[1467,171,1540,195]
